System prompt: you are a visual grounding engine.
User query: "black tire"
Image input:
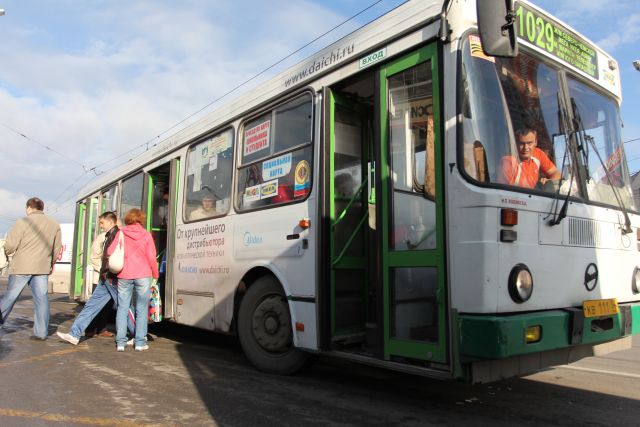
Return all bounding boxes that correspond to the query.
[237,275,308,375]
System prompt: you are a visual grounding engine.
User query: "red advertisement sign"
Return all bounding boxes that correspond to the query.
[244,120,271,157]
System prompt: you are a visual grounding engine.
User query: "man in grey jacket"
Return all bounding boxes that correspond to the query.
[0,197,61,340]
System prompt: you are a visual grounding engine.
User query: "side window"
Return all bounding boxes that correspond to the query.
[101,186,118,213]
[120,173,144,219]
[237,93,313,211]
[184,128,234,222]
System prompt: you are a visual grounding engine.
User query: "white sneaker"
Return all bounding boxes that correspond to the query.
[127,338,134,346]
[57,331,79,345]
[135,344,149,351]
[117,345,125,352]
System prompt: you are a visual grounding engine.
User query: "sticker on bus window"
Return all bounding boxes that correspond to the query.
[262,153,292,181]
[469,35,495,63]
[209,155,218,171]
[294,160,310,197]
[201,145,209,160]
[244,184,261,203]
[260,179,279,199]
[210,133,231,154]
[244,120,271,156]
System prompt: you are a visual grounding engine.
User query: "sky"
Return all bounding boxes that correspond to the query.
[0,0,638,235]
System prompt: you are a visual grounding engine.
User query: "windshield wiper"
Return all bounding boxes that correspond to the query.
[570,98,633,234]
[571,98,590,182]
[547,93,574,226]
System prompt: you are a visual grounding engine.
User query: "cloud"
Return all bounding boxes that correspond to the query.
[0,0,368,234]
[0,188,29,235]
[597,14,640,52]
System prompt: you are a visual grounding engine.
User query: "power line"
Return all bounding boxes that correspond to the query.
[6,1,391,214]
[48,170,93,210]
[623,137,640,144]
[89,0,385,174]
[0,121,95,173]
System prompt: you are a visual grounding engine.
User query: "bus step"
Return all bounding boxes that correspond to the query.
[331,331,366,346]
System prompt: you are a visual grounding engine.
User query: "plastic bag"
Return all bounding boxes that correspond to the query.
[148,279,163,323]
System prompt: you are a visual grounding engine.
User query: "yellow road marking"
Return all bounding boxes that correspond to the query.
[0,347,89,368]
[0,407,167,426]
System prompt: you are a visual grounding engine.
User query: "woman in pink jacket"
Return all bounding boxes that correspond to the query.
[108,208,159,352]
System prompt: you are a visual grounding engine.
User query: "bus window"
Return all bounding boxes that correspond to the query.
[460,36,574,195]
[101,186,118,213]
[184,128,235,221]
[120,172,144,218]
[237,93,313,211]
[389,61,437,251]
[566,77,634,209]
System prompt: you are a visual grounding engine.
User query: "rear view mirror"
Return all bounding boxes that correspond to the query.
[477,0,518,58]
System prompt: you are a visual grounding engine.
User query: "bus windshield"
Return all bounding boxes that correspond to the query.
[460,35,634,210]
[567,77,633,208]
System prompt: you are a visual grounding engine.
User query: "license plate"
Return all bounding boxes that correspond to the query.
[583,298,619,318]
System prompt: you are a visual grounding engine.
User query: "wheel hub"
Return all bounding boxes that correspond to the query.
[252,295,291,353]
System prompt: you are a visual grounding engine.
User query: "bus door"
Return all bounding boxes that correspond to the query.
[328,45,446,363]
[145,158,180,318]
[71,196,98,301]
[328,89,375,349]
[378,45,447,363]
[71,201,87,298]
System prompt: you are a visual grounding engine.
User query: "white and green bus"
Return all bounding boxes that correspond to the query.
[70,0,640,382]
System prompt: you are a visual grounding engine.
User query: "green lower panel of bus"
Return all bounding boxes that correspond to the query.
[458,302,640,360]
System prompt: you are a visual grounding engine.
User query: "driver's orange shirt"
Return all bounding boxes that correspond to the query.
[501,148,556,188]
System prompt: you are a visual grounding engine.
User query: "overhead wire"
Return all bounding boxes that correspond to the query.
[0,121,95,174]
[89,0,386,174]
[3,0,393,218]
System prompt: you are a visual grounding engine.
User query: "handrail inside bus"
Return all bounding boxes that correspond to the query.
[332,177,368,229]
[332,212,368,267]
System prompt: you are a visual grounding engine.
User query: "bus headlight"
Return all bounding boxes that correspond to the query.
[633,267,640,294]
[509,264,533,303]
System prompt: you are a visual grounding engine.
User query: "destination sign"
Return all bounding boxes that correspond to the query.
[516,3,598,79]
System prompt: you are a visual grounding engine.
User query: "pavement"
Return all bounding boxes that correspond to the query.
[0,276,639,426]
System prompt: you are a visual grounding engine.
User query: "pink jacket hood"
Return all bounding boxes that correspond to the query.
[121,223,150,241]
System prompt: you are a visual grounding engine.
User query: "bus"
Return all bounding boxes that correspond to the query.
[70,0,640,382]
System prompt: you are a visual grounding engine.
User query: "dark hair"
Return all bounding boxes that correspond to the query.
[124,208,146,225]
[26,197,44,211]
[99,211,118,222]
[515,125,537,139]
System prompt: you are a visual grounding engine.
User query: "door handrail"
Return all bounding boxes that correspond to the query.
[332,177,368,229]
[332,211,368,267]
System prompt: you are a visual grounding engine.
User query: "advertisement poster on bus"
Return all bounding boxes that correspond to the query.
[244,120,271,156]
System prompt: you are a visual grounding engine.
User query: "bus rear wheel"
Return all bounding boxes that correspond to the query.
[237,275,308,375]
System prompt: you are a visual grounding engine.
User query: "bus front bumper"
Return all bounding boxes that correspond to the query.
[458,302,640,360]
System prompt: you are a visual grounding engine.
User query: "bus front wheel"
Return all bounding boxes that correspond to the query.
[237,275,308,374]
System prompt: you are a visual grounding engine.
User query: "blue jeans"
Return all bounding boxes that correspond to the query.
[69,279,135,339]
[116,278,151,347]
[0,274,49,338]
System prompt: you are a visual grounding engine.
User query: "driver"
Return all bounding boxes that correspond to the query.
[501,127,561,189]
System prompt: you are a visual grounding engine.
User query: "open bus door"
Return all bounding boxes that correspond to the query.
[70,197,99,301]
[71,201,86,299]
[144,158,180,319]
[327,43,447,366]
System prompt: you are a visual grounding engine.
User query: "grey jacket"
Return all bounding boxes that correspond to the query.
[5,211,62,275]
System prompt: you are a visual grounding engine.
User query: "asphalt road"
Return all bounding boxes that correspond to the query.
[0,277,639,426]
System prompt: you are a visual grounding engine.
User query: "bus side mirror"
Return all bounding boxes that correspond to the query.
[477,0,518,58]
